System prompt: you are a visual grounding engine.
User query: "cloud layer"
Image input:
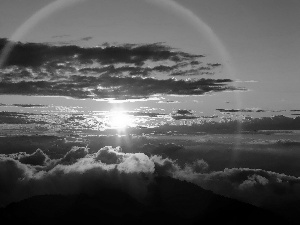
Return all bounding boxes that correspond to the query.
[1,145,300,208]
[0,38,243,99]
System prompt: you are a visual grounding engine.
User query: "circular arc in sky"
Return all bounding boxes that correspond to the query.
[0,0,241,118]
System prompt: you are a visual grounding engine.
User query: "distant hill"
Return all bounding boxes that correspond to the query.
[0,176,292,225]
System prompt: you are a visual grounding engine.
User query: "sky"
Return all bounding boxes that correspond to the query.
[1,0,300,215]
[0,0,299,116]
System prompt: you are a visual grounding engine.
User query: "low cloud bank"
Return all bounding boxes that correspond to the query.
[1,145,300,207]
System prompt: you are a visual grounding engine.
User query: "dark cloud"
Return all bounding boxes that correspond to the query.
[193,168,300,207]
[0,75,241,99]
[171,109,199,120]
[80,36,93,41]
[0,38,243,99]
[176,109,193,115]
[59,146,89,165]
[207,63,222,67]
[200,115,219,119]
[94,146,124,164]
[0,146,155,206]
[216,108,266,113]
[172,115,199,120]
[18,149,50,166]
[51,34,71,39]
[151,156,300,207]
[171,69,214,76]
[11,104,47,108]
[185,159,209,173]
[273,139,300,147]
[0,149,50,166]
[0,38,202,68]
[130,112,166,117]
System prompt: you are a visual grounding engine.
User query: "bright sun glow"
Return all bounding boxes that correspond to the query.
[108,110,133,130]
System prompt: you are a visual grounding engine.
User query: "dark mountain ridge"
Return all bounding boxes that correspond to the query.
[0,176,292,225]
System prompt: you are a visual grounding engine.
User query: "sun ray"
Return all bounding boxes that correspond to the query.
[107,110,134,131]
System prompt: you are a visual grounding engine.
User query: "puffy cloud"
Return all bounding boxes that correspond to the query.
[0,146,155,206]
[1,143,300,209]
[94,146,124,164]
[59,146,89,165]
[239,174,269,190]
[18,149,50,166]
[147,155,300,207]
[151,155,180,176]
[0,158,35,205]
[186,168,300,206]
[118,153,155,174]
[186,159,209,173]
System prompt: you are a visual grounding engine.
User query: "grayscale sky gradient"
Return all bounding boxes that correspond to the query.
[0,0,299,112]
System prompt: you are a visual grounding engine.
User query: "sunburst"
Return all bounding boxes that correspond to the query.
[108,110,134,130]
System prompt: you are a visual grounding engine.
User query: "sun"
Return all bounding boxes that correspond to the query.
[108,110,133,130]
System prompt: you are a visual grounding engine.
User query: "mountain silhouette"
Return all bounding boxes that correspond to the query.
[0,176,292,225]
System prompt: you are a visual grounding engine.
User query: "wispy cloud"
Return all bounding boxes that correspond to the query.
[51,34,71,39]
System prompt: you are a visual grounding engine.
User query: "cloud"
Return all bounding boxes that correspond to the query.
[0,146,155,206]
[59,146,89,165]
[0,38,202,68]
[0,75,241,99]
[129,111,166,118]
[18,149,50,166]
[191,168,300,206]
[171,109,199,120]
[176,109,193,115]
[80,36,93,41]
[186,159,209,173]
[207,63,222,67]
[0,38,244,99]
[149,156,300,207]
[1,144,300,209]
[51,34,71,39]
[216,108,289,114]
[94,146,124,164]
[172,115,199,120]
[12,104,46,108]
[216,108,266,113]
